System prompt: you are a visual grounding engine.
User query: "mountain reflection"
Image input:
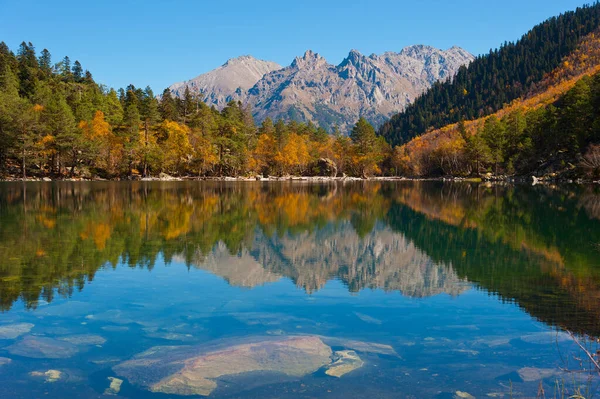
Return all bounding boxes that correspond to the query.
[0,181,599,336]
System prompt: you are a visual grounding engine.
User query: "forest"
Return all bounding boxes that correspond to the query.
[0,42,390,180]
[378,2,600,146]
[4,2,600,180]
[392,53,600,178]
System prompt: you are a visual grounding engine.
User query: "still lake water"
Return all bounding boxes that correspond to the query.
[0,181,600,398]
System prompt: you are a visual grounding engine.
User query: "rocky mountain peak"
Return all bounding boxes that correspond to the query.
[222,55,257,66]
[292,50,327,69]
[168,45,474,133]
[341,49,367,66]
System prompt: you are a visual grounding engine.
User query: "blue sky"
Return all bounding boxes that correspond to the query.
[0,0,590,92]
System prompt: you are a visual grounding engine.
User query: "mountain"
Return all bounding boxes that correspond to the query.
[379,3,600,146]
[168,55,282,109]
[246,46,473,132]
[168,46,474,132]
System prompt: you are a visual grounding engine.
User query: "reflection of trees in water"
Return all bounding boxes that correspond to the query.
[0,182,389,310]
[389,182,600,337]
[1,181,600,338]
[579,186,600,224]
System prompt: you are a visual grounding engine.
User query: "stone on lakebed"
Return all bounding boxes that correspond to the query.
[114,335,380,396]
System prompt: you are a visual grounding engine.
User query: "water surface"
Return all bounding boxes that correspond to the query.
[1,181,600,398]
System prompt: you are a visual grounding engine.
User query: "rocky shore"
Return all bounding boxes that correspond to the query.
[1,173,598,184]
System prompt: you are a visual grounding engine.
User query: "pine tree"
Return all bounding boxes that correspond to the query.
[38,49,52,75]
[481,116,507,175]
[72,60,83,82]
[17,42,38,98]
[159,88,178,121]
[60,56,72,80]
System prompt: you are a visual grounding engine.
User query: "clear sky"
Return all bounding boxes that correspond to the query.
[0,0,590,92]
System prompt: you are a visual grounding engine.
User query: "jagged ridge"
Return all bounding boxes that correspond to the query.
[169,46,474,133]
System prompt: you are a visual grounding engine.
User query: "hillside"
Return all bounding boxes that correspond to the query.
[379,3,600,146]
[391,27,600,178]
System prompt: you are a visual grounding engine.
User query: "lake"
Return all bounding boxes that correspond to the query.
[0,181,599,398]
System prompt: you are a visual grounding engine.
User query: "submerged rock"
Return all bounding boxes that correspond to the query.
[145,331,194,341]
[114,336,333,396]
[7,336,79,359]
[104,377,123,395]
[454,391,476,399]
[320,336,397,356]
[0,357,12,366]
[0,323,34,339]
[101,326,130,332]
[29,369,63,383]
[517,367,559,382]
[519,332,570,344]
[59,334,106,346]
[353,312,382,325]
[325,350,364,377]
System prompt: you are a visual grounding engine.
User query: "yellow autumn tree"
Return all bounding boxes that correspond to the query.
[280,133,310,175]
[251,133,277,174]
[80,110,122,175]
[189,129,218,176]
[161,121,193,175]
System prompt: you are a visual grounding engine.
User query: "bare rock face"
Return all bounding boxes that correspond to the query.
[168,46,473,133]
[248,46,473,132]
[169,56,283,109]
[114,336,333,396]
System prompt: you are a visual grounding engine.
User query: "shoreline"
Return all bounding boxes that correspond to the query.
[1,175,599,184]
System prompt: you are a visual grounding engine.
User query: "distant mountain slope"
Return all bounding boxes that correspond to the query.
[169,56,282,109]
[379,3,600,146]
[168,46,473,133]
[246,46,473,132]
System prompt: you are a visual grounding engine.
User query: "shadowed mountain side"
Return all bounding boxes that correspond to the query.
[192,222,469,297]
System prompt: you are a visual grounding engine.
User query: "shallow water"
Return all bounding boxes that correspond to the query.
[0,181,599,398]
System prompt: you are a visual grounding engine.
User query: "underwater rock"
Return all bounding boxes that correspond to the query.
[0,323,34,339]
[59,334,106,346]
[91,357,121,365]
[101,326,130,332]
[145,331,194,341]
[85,310,136,325]
[104,377,123,395]
[454,391,476,399]
[353,312,382,325]
[320,336,397,356]
[325,350,364,377]
[7,336,79,359]
[519,332,570,344]
[517,367,559,382]
[0,357,12,366]
[114,336,333,396]
[29,369,63,383]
